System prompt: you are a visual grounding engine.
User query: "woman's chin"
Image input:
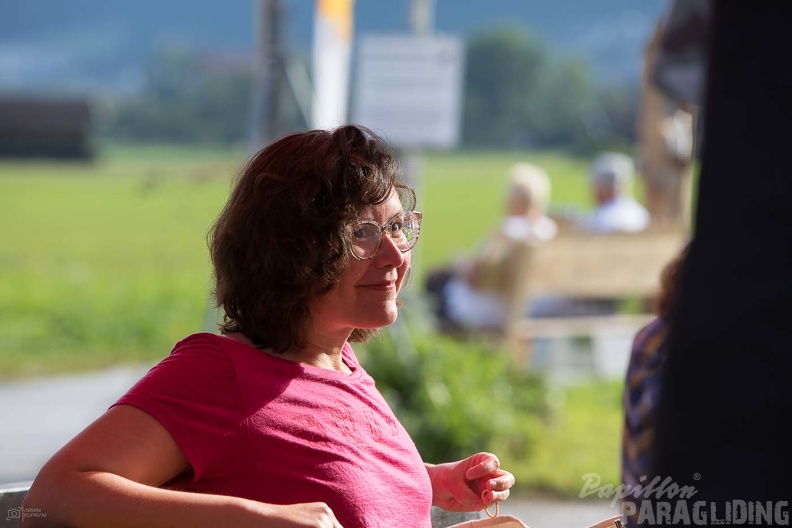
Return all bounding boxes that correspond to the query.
[364,307,400,329]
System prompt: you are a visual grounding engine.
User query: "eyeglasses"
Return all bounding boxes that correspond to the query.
[348,211,422,260]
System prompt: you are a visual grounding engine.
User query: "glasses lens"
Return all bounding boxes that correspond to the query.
[350,222,381,258]
[393,214,418,251]
[407,212,421,247]
[349,212,421,259]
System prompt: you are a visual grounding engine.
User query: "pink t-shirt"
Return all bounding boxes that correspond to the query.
[114,332,432,528]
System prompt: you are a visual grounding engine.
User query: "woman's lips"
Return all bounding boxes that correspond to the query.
[359,280,397,291]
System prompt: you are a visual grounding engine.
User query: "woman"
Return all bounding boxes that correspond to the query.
[22,125,514,527]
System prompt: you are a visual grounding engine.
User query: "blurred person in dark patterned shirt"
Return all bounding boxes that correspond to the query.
[622,240,690,526]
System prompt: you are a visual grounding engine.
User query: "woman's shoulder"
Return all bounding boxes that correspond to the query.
[173,332,264,352]
[169,332,276,368]
[168,332,231,357]
[174,331,224,347]
[630,318,669,363]
[139,333,233,375]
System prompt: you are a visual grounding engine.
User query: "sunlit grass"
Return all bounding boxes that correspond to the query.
[520,380,624,498]
[0,148,236,376]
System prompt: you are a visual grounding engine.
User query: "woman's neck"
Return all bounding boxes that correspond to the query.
[225,331,352,374]
[285,346,353,374]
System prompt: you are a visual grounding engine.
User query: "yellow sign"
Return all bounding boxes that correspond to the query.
[316,0,354,41]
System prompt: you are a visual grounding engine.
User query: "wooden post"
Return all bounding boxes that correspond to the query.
[637,20,697,230]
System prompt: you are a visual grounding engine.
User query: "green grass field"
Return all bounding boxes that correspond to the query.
[526,381,623,498]
[1,144,624,375]
[0,143,629,497]
[0,146,238,375]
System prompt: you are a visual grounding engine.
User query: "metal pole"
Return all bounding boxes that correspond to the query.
[401,0,435,204]
[388,0,437,349]
[402,1,435,206]
[399,0,434,288]
[249,0,283,153]
[410,0,434,35]
[206,0,283,334]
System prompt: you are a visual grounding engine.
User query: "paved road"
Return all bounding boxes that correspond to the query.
[499,497,620,527]
[0,365,620,528]
[0,364,152,484]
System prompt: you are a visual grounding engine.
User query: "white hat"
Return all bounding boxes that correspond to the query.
[590,152,635,192]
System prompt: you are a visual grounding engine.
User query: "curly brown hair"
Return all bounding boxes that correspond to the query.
[656,240,692,321]
[208,125,415,352]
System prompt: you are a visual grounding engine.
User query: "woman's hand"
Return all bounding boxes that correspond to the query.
[425,452,514,512]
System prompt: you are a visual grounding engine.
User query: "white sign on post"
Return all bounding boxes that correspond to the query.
[351,34,464,150]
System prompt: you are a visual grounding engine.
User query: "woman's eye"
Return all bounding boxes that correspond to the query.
[352,227,368,239]
[390,221,404,233]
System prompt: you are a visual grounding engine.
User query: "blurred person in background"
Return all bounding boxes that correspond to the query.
[530,152,650,319]
[426,162,557,333]
[579,152,650,234]
[621,240,690,526]
[22,125,514,527]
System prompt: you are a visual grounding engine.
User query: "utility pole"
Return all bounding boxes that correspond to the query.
[401,0,435,208]
[205,0,284,334]
[388,0,439,351]
[249,0,284,152]
[398,0,435,290]
[410,0,434,34]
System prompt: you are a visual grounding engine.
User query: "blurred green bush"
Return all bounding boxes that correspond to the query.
[356,324,549,468]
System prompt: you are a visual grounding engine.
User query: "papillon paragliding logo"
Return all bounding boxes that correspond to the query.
[579,473,790,526]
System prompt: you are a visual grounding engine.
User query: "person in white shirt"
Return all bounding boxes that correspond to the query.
[581,152,650,233]
[426,163,557,332]
[529,153,651,320]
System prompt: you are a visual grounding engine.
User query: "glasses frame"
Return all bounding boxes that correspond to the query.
[348,211,423,261]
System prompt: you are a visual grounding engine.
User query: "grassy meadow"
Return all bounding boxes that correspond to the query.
[0,144,239,375]
[1,144,621,376]
[0,143,631,497]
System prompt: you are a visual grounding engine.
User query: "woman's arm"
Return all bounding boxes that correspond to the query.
[425,452,514,512]
[22,405,342,528]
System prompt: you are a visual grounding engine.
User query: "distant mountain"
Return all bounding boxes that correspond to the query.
[0,0,670,96]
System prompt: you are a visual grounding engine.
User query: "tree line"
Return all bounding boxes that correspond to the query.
[100,25,641,150]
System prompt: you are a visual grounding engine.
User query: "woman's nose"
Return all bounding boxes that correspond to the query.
[374,232,407,267]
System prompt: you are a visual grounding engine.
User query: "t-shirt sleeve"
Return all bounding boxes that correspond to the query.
[112,333,247,484]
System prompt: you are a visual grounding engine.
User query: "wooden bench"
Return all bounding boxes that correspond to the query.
[0,482,479,527]
[500,226,689,366]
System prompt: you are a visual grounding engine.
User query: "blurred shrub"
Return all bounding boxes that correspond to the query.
[463,25,639,150]
[356,326,550,466]
[99,47,257,145]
